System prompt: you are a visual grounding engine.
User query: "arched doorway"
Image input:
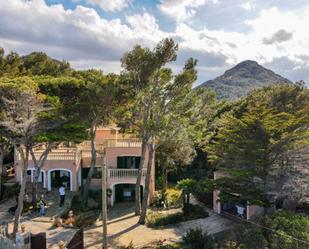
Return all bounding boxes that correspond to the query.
[48,169,72,191]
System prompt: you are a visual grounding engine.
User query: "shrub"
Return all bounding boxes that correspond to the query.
[1,183,20,201]
[264,211,309,249]
[183,203,209,219]
[88,189,102,207]
[74,210,100,227]
[219,241,246,249]
[152,189,182,209]
[238,227,267,249]
[166,189,182,208]
[146,205,208,227]
[152,191,166,208]
[68,194,100,227]
[146,210,184,227]
[182,228,215,249]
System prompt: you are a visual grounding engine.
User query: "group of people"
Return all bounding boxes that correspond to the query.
[37,184,66,216]
[8,185,66,216]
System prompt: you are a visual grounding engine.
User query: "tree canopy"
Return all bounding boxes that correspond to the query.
[207,83,309,206]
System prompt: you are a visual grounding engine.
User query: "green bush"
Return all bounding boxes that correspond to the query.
[146,205,208,227]
[264,211,309,249]
[152,191,166,208]
[1,183,20,201]
[152,189,182,209]
[182,228,215,249]
[68,194,100,227]
[166,189,182,208]
[183,203,209,219]
[88,189,102,208]
[146,210,184,227]
[74,210,100,227]
[238,227,267,249]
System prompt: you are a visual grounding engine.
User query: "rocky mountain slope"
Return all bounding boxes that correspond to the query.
[198,60,292,99]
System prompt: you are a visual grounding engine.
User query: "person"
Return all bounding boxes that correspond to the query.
[59,184,66,207]
[38,195,46,216]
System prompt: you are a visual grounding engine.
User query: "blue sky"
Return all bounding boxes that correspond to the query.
[0,0,309,86]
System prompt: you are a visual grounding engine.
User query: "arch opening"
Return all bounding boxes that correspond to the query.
[48,169,72,191]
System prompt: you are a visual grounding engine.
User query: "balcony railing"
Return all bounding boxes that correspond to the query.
[108,168,147,178]
[17,150,77,161]
[81,150,104,159]
[79,139,142,149]
[33,151,76,161]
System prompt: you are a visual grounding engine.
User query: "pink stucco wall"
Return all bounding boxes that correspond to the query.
[247,205,264,219]
[96,129,117,141]
[213,190,221,214]
[213,171,264,219]
[106,147,146,168]
[15,159,79,191]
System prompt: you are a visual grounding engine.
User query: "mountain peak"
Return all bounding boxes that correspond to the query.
[198,60,292,99]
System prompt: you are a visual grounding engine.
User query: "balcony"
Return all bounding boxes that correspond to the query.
[17,150,77,161]
[108,168,147,178]
[79,139,142,150]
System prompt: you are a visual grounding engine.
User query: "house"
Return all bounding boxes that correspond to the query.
[14,127,155,206]
[213,170,264,220]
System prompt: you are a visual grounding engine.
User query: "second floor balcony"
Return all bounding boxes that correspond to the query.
[108,168,147,178]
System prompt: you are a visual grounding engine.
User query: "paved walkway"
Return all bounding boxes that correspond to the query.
[32,190,73,222]
[2,190,75,248]
[84,202,235,248]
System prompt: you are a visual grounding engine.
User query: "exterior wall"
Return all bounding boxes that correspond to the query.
[106,147,146,168]
[247,205,264,219]
[95,128,118,141]
[14,160,78,191]
[213,190,221,214]
[213,170,264,219]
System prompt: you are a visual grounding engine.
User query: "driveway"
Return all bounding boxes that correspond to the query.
[84,202,235,248]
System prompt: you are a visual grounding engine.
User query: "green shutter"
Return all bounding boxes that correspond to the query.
[117,157,125,169]
[135,157,141,169]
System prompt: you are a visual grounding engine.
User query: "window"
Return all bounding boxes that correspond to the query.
[117,156,141,169]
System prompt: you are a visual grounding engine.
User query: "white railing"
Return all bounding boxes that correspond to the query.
[108,168,147,178]
[80,139,141,149]
[81,150,104,159]
[39,152,76,161]
[106,139,142,148]
[18,151,76,161]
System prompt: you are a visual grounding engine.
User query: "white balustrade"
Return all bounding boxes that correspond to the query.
[108,168,147,178]
[29,151,76,161]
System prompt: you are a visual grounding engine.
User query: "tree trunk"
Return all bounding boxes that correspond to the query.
[30,143,57,205]
[31,170,41,205]
[135,138,148,215]
[139,141,155,224]
[13,146,29,238]
[82,122,97,208]
[101,156,108,249]
[162,166,168,193]
[0,149,3,199]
